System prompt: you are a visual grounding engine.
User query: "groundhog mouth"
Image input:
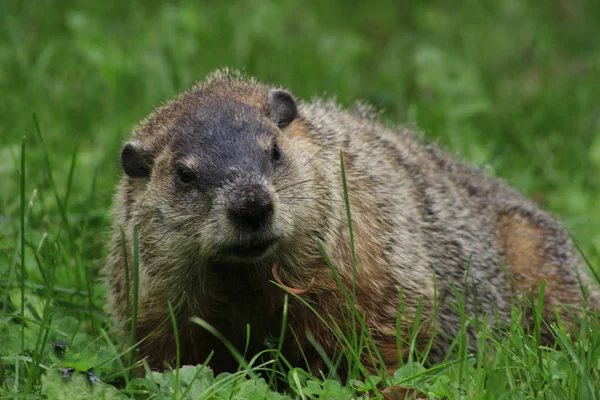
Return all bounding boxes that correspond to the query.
[219,238,278,262]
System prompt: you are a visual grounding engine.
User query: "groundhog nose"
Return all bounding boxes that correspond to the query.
[228,191,274,232]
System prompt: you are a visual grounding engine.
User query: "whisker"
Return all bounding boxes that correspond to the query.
[275,178,317,193]
[278,196,347,203]
[272,142,330,185]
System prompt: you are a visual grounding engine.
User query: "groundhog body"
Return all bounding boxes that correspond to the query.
[106,70,597,375]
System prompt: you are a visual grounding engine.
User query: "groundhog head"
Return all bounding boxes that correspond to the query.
[118,86,319,265]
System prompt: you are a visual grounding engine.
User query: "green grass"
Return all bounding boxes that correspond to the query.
[1,0,600,398]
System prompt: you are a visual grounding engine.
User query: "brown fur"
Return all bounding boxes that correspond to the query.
[497,212,592,337]
[105,69,598,378]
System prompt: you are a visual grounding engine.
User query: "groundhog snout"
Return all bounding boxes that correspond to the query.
[227,184,274,232]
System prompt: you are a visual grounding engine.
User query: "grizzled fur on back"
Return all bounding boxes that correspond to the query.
[106,69,598,375]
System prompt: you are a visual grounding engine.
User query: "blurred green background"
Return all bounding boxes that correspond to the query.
[1,0,599,265]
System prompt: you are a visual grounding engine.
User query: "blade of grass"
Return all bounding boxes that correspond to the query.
[20,136,26,355]
[127,225,140,382]
[167,301,181,400]
[533,279,546,377]
[339,149,359,366]
[62,136,79,212]
[268,293,289,389]
[32,114,73,242]
[189,316,258,380]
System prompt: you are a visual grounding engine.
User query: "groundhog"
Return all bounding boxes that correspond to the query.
[106,69,598,376]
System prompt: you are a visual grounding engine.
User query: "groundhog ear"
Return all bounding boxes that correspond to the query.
[267,89,297,130]
[120,140,154,178]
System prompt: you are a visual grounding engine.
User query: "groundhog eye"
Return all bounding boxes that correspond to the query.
[175,165,196,185]
[271,143,281,162]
